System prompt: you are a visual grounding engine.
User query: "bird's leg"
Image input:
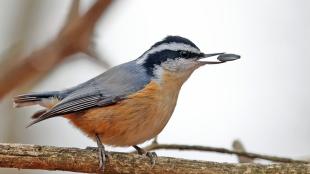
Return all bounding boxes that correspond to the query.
[96,134,109,173]
[133,145,157,166]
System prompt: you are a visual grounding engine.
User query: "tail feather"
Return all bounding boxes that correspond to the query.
[13,91,60,108]
[14,91,71,128]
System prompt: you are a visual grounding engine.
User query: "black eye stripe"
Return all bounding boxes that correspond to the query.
[179,50,202,58]
[142,50,203,76]
[179,51,189,57]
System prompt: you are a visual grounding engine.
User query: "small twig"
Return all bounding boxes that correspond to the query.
[64,0,80,24]
[232,139,254,163]
[142,139,309,164]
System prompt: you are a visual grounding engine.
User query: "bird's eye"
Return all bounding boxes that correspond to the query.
[180,51,190,58]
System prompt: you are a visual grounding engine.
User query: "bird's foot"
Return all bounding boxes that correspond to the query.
[86,146,110,173]
[133,145,157,166]
[98,145,109,173]
[96,134,110,173]
[145,151,157,166]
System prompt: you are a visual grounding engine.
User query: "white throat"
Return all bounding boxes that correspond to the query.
[152,60,200,85]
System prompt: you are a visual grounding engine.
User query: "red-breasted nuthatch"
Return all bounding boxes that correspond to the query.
[13,36,240,171]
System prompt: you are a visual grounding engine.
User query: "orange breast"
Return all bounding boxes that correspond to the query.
[66,71,184,146]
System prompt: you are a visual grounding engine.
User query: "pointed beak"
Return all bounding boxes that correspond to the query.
[199,52,240,65]
[203,52,225,58]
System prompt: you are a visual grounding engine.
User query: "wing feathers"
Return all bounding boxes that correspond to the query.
[42,96,100,116]
[27,95,122,127]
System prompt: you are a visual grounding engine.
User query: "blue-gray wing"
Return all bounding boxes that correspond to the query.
[28,61,151,126]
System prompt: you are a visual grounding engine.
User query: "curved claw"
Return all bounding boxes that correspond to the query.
[146,151,157,166]
[133,145,157,167]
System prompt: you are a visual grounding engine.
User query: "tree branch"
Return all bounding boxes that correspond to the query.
[143,140,308,164]
[1,143,310,174]
[0,0,112,99]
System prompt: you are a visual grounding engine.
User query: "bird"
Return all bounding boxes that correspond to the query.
[13,35,240,172]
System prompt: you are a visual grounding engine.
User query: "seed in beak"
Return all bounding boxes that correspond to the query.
[217,54,241,62]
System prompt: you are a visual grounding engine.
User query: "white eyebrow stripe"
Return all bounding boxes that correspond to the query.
[136,42,201,64]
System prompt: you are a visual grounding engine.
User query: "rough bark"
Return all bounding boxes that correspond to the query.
[0,143,309,174]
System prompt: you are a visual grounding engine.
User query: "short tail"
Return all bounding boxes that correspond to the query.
[14,91,71,128]
[13,91,60,108]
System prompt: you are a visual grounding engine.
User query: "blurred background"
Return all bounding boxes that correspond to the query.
[0,0,310,173]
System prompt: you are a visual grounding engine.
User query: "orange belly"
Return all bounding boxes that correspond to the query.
[65,80,181,146]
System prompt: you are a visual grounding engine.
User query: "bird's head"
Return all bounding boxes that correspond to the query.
[136,36,240,83]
